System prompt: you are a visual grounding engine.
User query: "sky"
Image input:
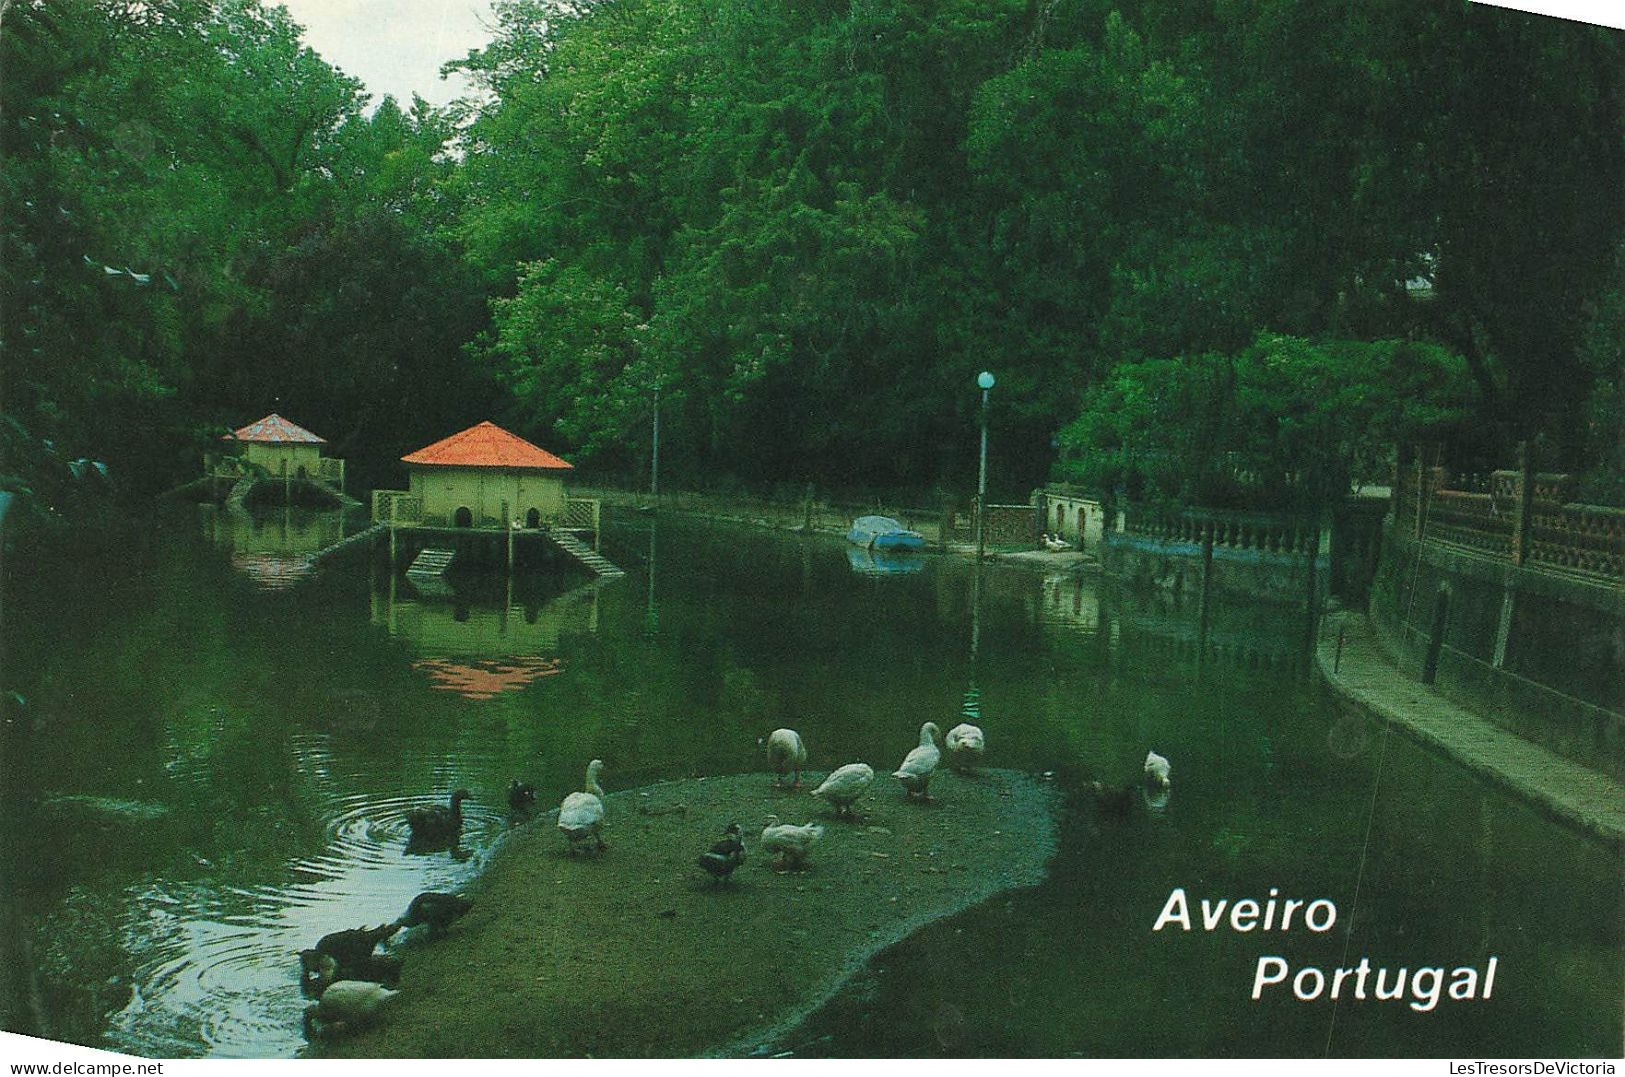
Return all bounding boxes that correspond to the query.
[275,0,496,108]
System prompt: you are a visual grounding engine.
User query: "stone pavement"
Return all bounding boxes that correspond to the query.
[1316,609,1625,848]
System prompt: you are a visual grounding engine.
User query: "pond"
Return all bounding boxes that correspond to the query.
[2,507,1619,1057]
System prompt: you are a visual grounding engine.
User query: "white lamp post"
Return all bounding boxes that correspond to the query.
[975,370,995,561]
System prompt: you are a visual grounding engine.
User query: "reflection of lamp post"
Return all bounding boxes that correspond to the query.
[962,558,983,721]
[650,382,661,501]
[975,370,995,561]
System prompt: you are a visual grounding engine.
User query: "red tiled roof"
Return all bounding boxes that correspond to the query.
[228,414,326,444]
[400,421,573,470]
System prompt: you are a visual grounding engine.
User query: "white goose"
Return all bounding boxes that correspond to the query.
[763,728,807,788]
[760,815,824,871]
[558,758,607,853]
[1144,750,1172,790]
[892,721,942,800]
[945,722,985,770]
[302,980,399,1039]
[811,763,875,818]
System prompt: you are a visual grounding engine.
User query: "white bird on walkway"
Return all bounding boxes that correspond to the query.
[893,721,942,801]
[946,722,985,771]
[558,759,607,853]
[1144,750,1172,790]
[812,763,875,819]
[760,816,824,871]
[763,728,807,788]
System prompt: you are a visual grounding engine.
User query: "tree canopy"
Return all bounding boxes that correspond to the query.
[3,0,1621,520]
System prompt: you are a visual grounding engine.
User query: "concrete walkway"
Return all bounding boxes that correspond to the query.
[1316,610,1625,848]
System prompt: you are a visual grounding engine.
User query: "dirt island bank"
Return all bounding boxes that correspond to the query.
[314,768,1062,1058]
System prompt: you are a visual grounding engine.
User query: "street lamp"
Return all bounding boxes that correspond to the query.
[975,370,995,561]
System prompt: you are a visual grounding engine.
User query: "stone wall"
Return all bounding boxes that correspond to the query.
[1369,523,1625,781]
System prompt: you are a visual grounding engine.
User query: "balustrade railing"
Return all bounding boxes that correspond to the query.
[1395,448,1623,582]
[1120,507,1320,556]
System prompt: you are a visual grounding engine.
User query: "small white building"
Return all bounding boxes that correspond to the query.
[1039,488,1104,549]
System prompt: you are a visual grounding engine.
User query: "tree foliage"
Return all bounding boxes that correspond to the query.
[2,0,1621,516]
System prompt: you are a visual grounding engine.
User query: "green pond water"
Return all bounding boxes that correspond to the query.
[1,506,1620,1058]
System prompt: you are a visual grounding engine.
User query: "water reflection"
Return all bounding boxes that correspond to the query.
[199,506,349,591]
[372,580,601,700]
[846,547,925,577]
[5,513,1620,1058]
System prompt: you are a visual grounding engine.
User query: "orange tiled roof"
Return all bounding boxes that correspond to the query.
[401,421,573,470]
[229,414,326,444]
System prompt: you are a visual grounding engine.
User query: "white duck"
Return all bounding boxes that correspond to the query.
[893,721,942,800]
[558,758,607,853]
[760,815,824,871]
[763,728,807,788]
[945,722,985,770]
[811,762,875,819]
[1144,750,1172,790]
[302,980,399,1039]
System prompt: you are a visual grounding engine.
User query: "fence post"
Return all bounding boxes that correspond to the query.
[1512,440,1532,566]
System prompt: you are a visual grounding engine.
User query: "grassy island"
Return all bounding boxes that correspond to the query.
[315,768,1061,1058]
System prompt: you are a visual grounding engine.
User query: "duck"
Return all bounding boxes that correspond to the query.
[945,722,985,771]
[811,763,875,819]
[696,822,746,884]
[314,924,399,969]
[299,950,402,996]
[405,788,470,845]
[892,721,942,800]
[1044,533,1071,552]
[302,979,400,1039]
[507,779,537,812]
[395,891,473,936]
[762,728,807,788]
[1144,750,1172,789]
[760,816,824,871]
[558,758,607,853]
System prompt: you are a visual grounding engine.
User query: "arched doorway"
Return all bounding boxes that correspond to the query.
[454,506,473,528]
[526,508,541,529]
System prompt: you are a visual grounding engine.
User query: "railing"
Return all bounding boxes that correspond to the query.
[1120,506,1321,557]
[317,457,345,490]
[205,453,254,480]
[1396,449,1623,581]
[372,490,422,526]
[562,497,601,532]
[1529,503,1625,578]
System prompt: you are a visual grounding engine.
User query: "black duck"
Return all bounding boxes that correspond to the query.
[406,788,471,844]
[696,822,746,884]
[396,891,473,935]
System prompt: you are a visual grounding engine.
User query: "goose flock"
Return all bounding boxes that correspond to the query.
[300,722,1171,1041]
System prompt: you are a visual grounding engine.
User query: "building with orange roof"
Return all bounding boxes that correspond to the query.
[207,413,346,497]
[379,421,575,531]
[372,422,619,580]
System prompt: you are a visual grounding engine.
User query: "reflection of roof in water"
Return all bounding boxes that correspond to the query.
[411,656,565,699]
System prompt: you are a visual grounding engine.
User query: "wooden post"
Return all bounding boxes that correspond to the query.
[1512,440,1532,566]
